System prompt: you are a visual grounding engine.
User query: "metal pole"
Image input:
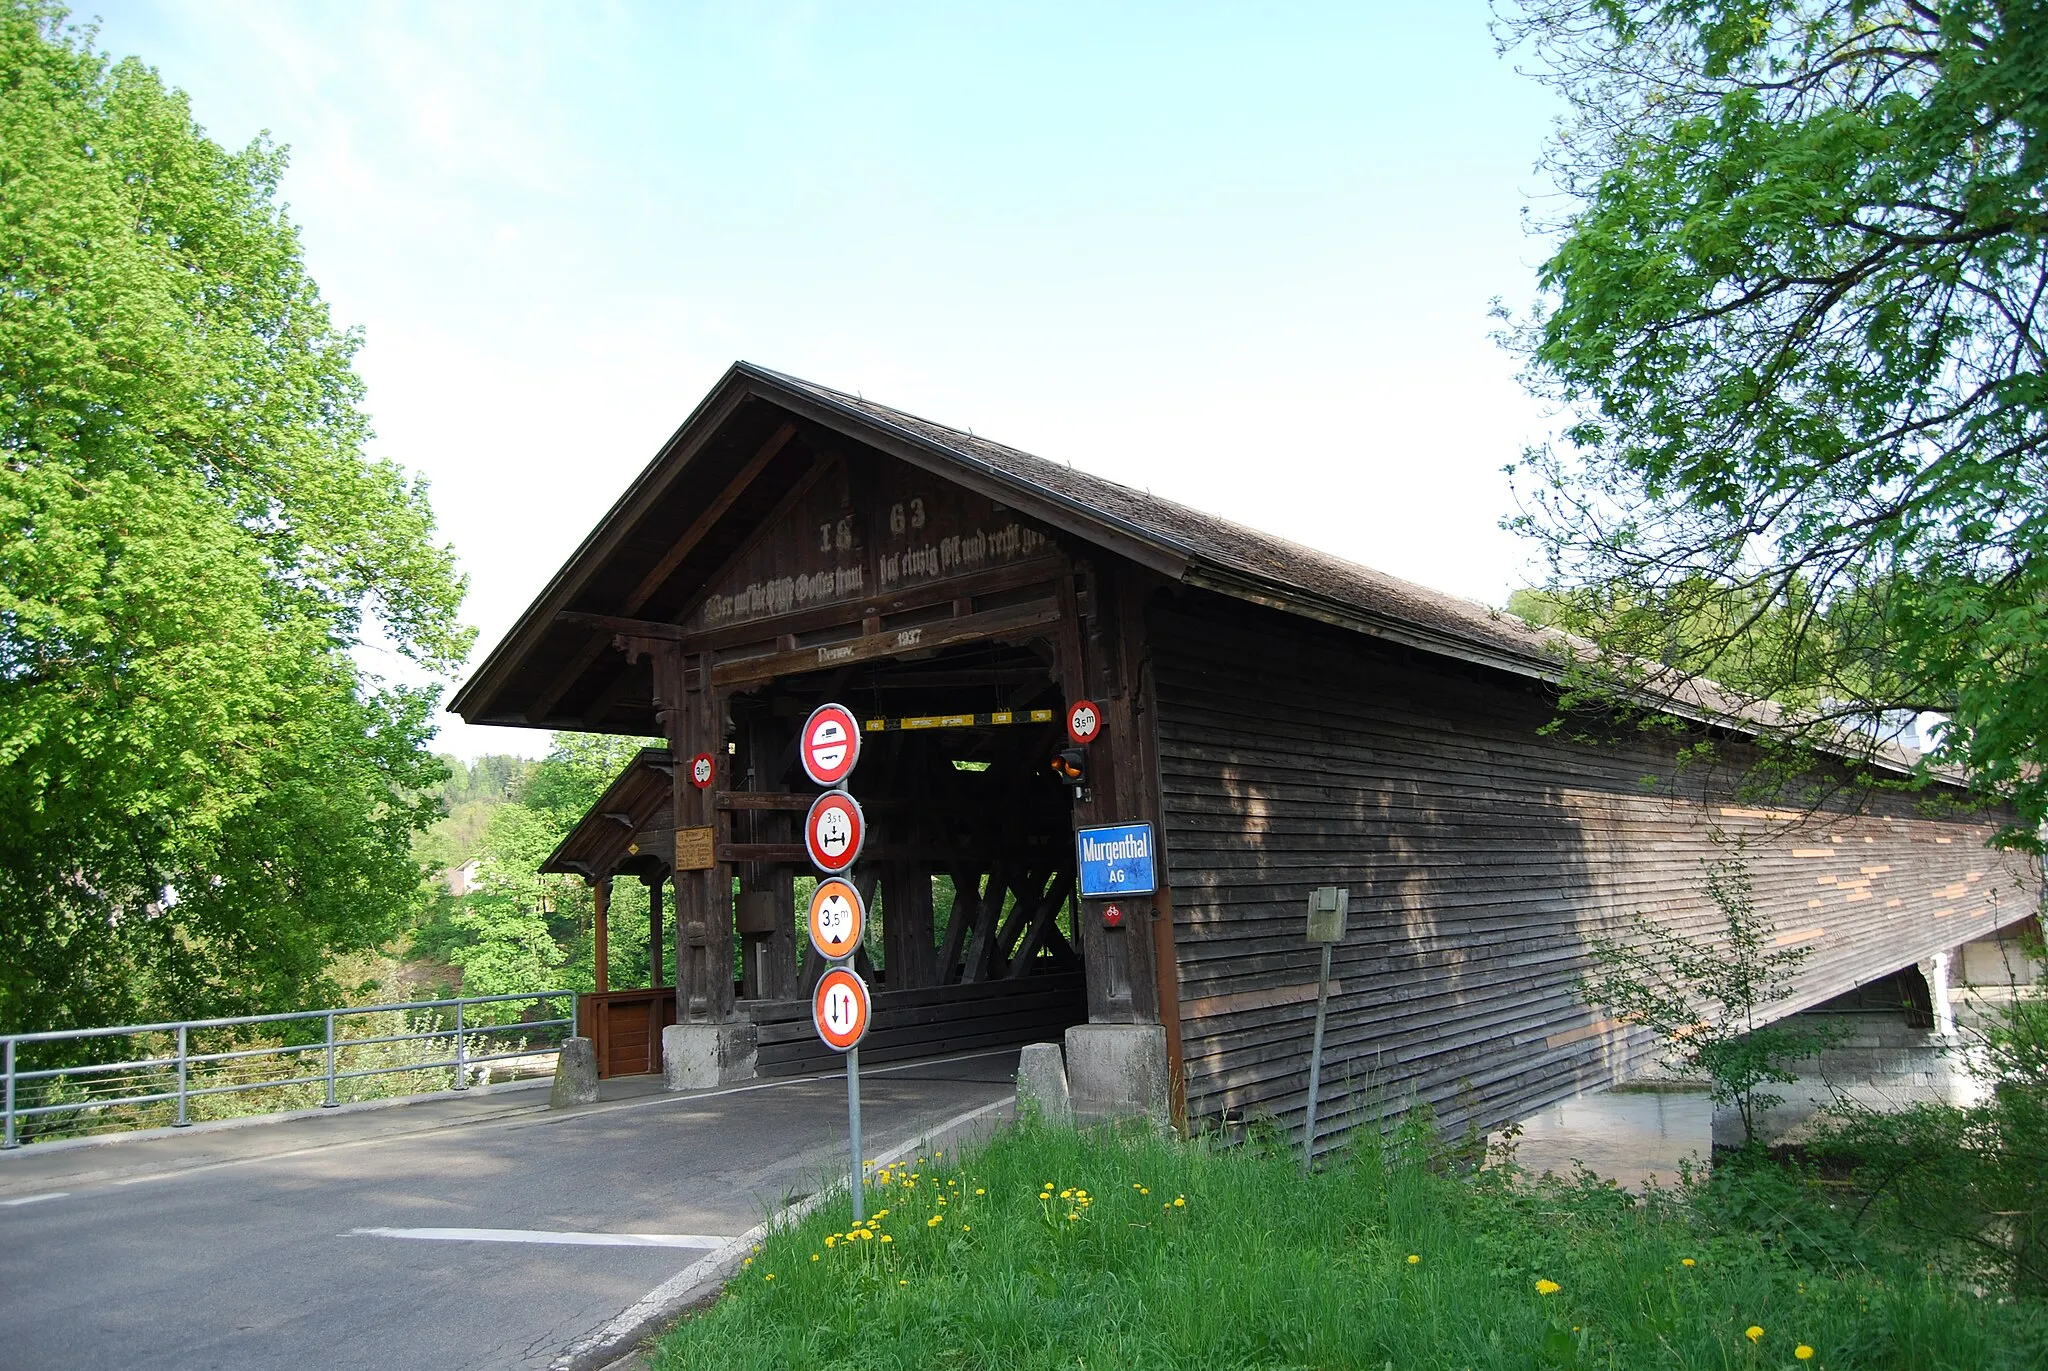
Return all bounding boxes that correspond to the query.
[846,1045,864,1222]
[453,1000,468,1090]
[5,1038,17,1149]
[175,1025,190,1128]
[1303,941,1333,1173]
[323,1011,338,1107]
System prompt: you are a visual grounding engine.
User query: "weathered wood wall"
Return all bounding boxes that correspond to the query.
[1148,593,2041,1151]
[744,971,1087,1077]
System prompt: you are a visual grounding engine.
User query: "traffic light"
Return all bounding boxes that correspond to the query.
[1050,746,1088,789]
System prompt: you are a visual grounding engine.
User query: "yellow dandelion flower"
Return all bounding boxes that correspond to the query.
[975,1188,986,1196]
[742,1257,753,1268]
[811,1254,820,1262]
[880,1235,893,1244]
[1067,1212,1079,1221]
[1173,1196,1186,1207]
[1795,1347,1813,1361]
[1746,1326,1765,1344]
[824,1236,836,1248]
[1535,1280,1561,1296]
[962,1225,971,1232]
[860,1230,873,1241]
[764,1273,775,1282]
[927,1215,943,1227]
[1139,1187,1150,1195]
[1681,1258,1696,1267]
[1061,1189,1073,1199]
[1406,1255,1420,1265]
[899,1279,908,1286]
[938,1197,947,1206]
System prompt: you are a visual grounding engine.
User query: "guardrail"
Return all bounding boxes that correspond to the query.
[2,990,576,1149]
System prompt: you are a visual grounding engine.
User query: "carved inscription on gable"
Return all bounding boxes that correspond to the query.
[684,456,1057,633]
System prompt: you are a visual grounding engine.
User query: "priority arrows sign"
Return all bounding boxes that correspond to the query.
[800,703,863,787]
[804,790,865,874]
[813,966,871,1052]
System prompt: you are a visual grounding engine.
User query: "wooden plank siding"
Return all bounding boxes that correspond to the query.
[743,972,1086,1077]
[1148,595,2040,1150]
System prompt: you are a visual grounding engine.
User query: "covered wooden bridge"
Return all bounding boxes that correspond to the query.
[452,362,2042,1139]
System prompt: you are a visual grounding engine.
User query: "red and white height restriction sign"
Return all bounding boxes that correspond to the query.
[800,703,863,787]
[1067,699,1103,746]
[804,790,866,874]
[812,966,871,1052]
[688,752,715,789]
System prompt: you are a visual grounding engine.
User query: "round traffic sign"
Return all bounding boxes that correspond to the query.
[689,752,715,789]
[1067,699,1103,745]
[807,877,866,961]
[800,703,863,787]
[803,790,866,873]
[812,966,871,1051]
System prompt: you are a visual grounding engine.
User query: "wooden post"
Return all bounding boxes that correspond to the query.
[593,876,611,994]
[884,861,935,989]
[647,874,665,988]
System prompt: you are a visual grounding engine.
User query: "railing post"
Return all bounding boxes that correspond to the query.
[568,991,578,1041]
[174,1025,190,1128]
[453,1000,468,1090]
[323,1011,338,1108]
[4,1038,17,1149]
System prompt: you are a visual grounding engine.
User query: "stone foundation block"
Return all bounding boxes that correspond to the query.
[550,1036,599,1108]
[663,1022,759,1091]
[1064,1023,1168,1126]
[1016,1041,1074,1126]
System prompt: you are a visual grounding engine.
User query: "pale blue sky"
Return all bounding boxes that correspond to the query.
[85,2,1565,757]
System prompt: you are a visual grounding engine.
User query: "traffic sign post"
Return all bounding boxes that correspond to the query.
[800,703,870,1219]
[807,878,866,961]
[804,790,866,874]
[800,703,863,787]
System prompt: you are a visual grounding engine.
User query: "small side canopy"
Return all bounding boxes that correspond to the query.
[540,748,676,883]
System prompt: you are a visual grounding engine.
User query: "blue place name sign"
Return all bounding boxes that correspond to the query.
[1076,822,1157,898]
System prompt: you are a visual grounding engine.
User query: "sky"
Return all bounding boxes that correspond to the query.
[84,2,1568,759]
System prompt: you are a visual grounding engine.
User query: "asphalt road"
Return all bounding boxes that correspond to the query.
[0,1049,1020,1371]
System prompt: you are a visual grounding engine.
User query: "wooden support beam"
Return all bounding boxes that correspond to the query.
[625,422,797,614]
[646,874,665,989]
[524,424,795,723]
[711,600,1060,688]
[593,877,611,994]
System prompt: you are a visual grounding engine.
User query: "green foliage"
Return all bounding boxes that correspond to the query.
[414,734,661,1003]
[652,1119,2048,1370]
[1807,978,2048,1295]
[0,3,472,1037]
[1499,0,2048,847]
[1577,857,1840,1144]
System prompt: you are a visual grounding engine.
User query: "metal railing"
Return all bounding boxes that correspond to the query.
[2,990,576,1149]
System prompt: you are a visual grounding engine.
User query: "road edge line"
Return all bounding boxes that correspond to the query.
[549,1092,1017,1371]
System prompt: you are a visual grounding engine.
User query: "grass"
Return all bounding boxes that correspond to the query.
[650,1116,2048,1370]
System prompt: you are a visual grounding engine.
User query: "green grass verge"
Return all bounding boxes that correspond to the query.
[651,1118,2048,1370]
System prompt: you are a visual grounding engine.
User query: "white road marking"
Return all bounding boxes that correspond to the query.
[548,1092,1018,1371]
[1,1191,69,1206]
[350,1226,728,1248]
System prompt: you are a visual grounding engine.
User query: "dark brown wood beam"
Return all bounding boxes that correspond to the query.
[522,423,795,724]
[710,600,1060,688]
[624,422,796,616]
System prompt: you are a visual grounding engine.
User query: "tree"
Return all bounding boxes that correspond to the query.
[0,3,471,1035]
[1577,857,1840,1145]
[1497,0,2048,847]
[412,735,659,1003]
